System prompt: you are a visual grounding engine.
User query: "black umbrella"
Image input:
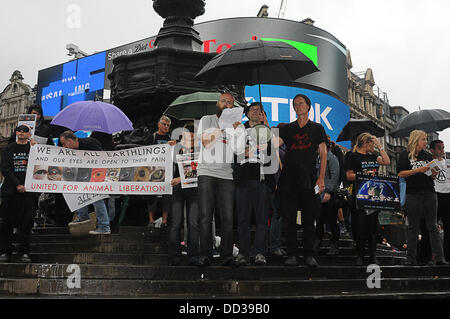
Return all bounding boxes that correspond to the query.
[390,109,450,138]
[337,118,385,142]
[195,40,319,102]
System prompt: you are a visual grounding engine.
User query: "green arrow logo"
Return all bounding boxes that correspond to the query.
[261,37,318,67]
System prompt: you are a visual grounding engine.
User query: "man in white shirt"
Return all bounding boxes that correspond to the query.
[196,92,245,267]
[430,140,450,261]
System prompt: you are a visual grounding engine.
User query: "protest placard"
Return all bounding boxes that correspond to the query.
[355,173,401,211]
[25,144,173,195]
[63,193,110,212]
[176,152,199,189]
[17,114,36,139]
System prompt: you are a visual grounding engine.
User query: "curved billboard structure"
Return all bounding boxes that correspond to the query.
[37,17,349,146]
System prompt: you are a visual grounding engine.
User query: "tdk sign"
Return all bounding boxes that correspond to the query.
[245,85,351,147]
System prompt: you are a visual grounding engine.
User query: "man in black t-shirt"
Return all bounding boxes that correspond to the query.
[0,125,35,263]
[147,115,177,227]
[274,94,327,267]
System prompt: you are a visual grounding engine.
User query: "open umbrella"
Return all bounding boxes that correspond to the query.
[390,109,450,138]
[163,92,240,120]
[195,40,319,102]
[50,101,134,134]
[337,118,385,142]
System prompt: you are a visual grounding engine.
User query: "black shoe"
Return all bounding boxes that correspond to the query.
[284,256,299,267]
[305,256,319,267]
[221,256,236,267]
[0,253,10,263]
[197,256,210,267]
[18,254,31,263]
[428,260,450,266]
[356,256,364,266]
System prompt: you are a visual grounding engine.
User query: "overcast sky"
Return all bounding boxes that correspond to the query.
[1,0,449,144]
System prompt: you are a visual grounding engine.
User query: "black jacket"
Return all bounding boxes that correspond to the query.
[1,142,31,195]
[78,137,103,151]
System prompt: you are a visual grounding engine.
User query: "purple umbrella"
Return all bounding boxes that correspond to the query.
[50,101,134,134]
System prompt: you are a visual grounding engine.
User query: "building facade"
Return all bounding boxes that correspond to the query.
[0,71,36,143]
[346,49,410,175]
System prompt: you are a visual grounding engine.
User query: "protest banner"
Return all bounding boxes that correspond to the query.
[176,152,199,189]
[355,173,401,211]
[63,193,110,212]
[25,144,173,195]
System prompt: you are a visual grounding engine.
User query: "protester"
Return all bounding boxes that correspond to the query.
[274,94,327,267]
[196,92,245,267]
[345,132,390,265]
[59,131,111,235]
[268,123,287,257]
[0,125,35,262]
[90,131,117,225]
[315,139,341,256]
[397,130,447,266]
[28,104,54,145]
[147,115,177,228]
[234,102,274,266]
[168,122,200,266]
[430,140,450,261]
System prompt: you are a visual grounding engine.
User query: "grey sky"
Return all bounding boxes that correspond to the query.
[1,0,449,143]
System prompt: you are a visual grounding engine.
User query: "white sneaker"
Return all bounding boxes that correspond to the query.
[89,229,111,235]
[68,218,91,226]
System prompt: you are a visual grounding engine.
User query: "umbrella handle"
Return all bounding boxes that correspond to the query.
[257,67,262,103]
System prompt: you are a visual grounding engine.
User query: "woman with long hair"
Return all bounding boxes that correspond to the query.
[397,130,447,266]
[344,132,390,265]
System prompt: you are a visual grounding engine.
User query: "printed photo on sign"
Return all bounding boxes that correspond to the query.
[176,153,199,189]
[355,173,400,211]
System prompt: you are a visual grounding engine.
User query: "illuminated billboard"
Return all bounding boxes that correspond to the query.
[36,52,106,116]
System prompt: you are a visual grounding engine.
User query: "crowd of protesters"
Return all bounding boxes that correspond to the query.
[0,94,449,269]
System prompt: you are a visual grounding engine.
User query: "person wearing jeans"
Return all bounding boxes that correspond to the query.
[397,130,447,266]
[168,123,200,266]
[60,131,111,235]
[73,200,110,233]
[198,175,235,265]
[196,92,245,267]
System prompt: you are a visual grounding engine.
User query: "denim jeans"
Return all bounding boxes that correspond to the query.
[77,199,110,232]
[107,196,117,223]
[268,192,282,252]
[235,181,269,259]
[168,187,200,261]
[406,192,445,263]
[198,175,234,261]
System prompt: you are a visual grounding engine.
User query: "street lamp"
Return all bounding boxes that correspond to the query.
[66,43,89,60]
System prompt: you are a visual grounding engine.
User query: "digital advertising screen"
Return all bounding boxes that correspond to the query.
[36,52,106,116]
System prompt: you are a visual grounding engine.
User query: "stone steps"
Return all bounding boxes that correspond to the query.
[1,264,449,281]
[0,226,447,299]
[1,276,450,298]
